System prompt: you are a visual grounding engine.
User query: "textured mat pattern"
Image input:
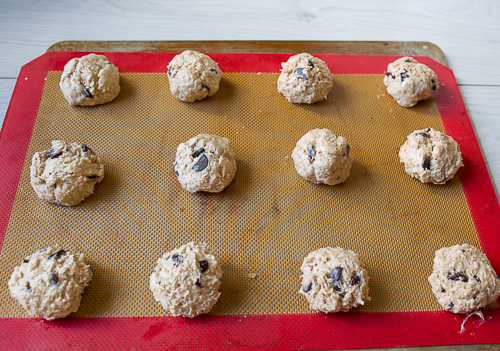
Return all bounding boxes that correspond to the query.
[0,72,481,318]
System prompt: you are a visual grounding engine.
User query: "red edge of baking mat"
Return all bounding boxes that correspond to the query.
[0,52,499,350]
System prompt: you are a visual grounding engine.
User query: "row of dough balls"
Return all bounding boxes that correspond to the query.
[8,242,500,319]
[30,127,463,207]
[59,51,438,107]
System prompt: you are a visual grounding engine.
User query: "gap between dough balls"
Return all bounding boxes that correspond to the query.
[167,50,222,102]
[60,53,120,106]
[30,140,105,206]
[277,53,334,104]
[292,128,352,185]
[174,134,236,193]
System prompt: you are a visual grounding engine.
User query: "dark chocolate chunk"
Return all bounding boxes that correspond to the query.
[417,132,428,137]
[87,175,99,180]
[431,84,437,91]
[400,71,409,82]
[158,281,161,285]
[201,83,209,91]
[82,88,93,98]
[172,253,184,265]
[167,68,172,77]
[82,144,94,154]
[293,67,307,80]
[307,59,315,69]
[405,58,411,62]
[427,128,431,132]
[209,68,218,74]
[49,273,58,285]
[385,72,395,79]
[199,260,209,273]
[445,302,454,311]
[192,148,205,159]
[22,259,30,264]
[48,250,66,260]
[349,274,360,286]
[447,272,468,282]
[166,255,171,260]
[333,283,346,298]
[329,267,343,283]
[307,145,316,160]
[302,282,312,293]
[173,163,179,176]
[192,154,208,172]
[473,275,481,283]
[195,278,202,287]
[422,155,431,170]
[46,149,62,160]
[441,288,446,293]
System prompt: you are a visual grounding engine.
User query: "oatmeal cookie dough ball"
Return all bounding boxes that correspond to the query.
[277,53,334,104]
[150,242,223,318]
[8,246,92,320]
[174,134,236,193]
[292,128,352,185]
[30,140,105,206]
[60,53,120,106]
[399,128,463,184]
[428,244,500,314]
[167,50,222,102]
[383,57,439,108]
[299,247,370,313]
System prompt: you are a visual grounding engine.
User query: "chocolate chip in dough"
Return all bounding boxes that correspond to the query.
[293,67,308,80]
[329,267,342,283]
[195,278,202,287]
[172,253,184,265]
[199,260,209,273]
[82,88,93,98]
[307,145,316,160]
[447,272,468,282]
[302,282,312,293]
[49,273,58,285]
[46,149,62,160]
[192,148,205,159]
[48,250,66,260]
[422,156,431,170]
[192,154,208,172]
[349,274,360,286]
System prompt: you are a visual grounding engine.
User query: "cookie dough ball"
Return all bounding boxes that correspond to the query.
[167,50,222,102]
[60,53,120,106]
[399,128,463,184]
[8,246,92,320]
[383,57,439,108]
[277,53,334,104]
[30,140,105,206]
[299,247,370,313]
[292,128,352,185]
[150,242,223,318]
[428,244,500,314]
[174,134,236,193]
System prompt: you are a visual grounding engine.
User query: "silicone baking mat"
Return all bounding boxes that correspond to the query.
[0,52,499,350]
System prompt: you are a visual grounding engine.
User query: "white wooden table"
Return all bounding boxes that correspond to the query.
[0,1,498,349]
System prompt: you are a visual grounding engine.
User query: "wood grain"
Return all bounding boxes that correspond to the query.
[47,40,447,64]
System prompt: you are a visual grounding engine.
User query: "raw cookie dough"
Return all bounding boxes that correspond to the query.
[299,247,370,313]
[399,128,463,184]
[30,140,105,206]
[8,246,92,320]
[292,128,352,185]
[60,53,120,106]
[428,244,500,314]
[277,53,334,104]
[167,50,222,102]
[150,242,223,318]
[174,134,236,193]
[383,56,439,108]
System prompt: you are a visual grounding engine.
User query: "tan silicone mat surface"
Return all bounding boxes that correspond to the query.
[0,72,481,318]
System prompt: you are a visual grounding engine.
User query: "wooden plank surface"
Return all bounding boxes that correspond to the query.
[47,40,447,64]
